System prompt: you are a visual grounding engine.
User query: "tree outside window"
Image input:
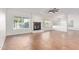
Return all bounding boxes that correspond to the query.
[14,16,30,29]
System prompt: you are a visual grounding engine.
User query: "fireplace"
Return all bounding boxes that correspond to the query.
[33,22,41,30]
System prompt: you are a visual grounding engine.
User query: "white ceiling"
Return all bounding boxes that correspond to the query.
[60,8,79,14]
[7,8,48,13]
[6,8,79,15]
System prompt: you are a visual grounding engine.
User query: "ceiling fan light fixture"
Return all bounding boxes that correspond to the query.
[48,8,59,14]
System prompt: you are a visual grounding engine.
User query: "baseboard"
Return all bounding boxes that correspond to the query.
[6,32,32,37]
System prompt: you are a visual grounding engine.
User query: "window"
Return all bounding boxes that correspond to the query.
[68,20,73,27]
[14,16,30,29]
[44,20,51,28]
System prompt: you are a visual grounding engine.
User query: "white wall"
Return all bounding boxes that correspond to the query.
[52,13,67,32]
[6,9,32,35]
[68,14,79,30]
[0,8,6,49]
[6,9,45,35]
[61,8,79,30]
[7,8,79,35]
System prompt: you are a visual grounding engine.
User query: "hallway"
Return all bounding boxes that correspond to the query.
[2,31,79,50]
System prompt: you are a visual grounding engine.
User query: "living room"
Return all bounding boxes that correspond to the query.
[0,8,79,50]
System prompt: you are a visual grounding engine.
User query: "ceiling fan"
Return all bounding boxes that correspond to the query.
[48,8,60,14]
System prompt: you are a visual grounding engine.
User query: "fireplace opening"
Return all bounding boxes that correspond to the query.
[33,22,41,30]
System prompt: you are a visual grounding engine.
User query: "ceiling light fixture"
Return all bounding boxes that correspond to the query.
[48,8,59,14]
